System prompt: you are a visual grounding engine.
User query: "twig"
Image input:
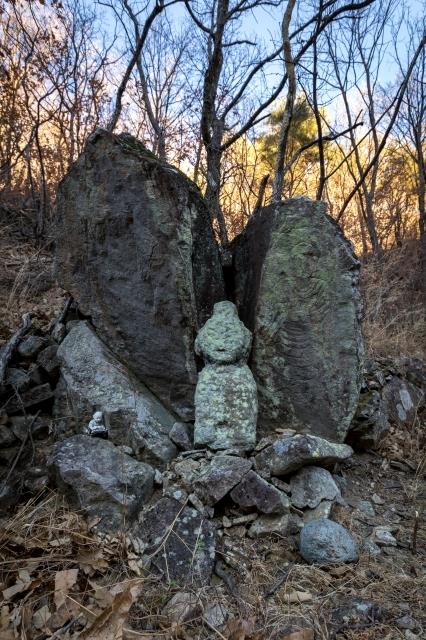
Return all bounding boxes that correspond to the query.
[0,312,32,384]
[0,410,40,493]
[411,510,419,555]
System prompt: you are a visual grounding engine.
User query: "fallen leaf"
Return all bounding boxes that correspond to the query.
[80,582,142,640]
[224,617,259,639]
[282,591,313,604]
[32,604,52,630]
[54,569,79,610]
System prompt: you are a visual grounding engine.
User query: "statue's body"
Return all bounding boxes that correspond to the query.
[85,411,108,438]
[194,301,257,451]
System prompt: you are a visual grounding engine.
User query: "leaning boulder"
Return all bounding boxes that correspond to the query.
[233,198,363,442]
[50,435,154,532]
[55,129,225,421]
[57,322,177,467]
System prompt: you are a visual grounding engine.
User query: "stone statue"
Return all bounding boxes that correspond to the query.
[194,301,257,451]
[85,411,108,438]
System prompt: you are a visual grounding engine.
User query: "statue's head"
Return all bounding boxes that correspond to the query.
[93,411,103,424]
[195,300,252,364]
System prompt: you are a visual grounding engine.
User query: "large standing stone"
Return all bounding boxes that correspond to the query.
[194,302,257,450]
[233,198,363,442]
[55,129,225,421]
[50,435,154,532]
[57,322,177,467]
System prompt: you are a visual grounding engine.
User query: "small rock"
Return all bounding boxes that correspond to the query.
[194,455,252,506]
[331,597,384,628]
[248,513,289,538]
[51,322,67,343]
[10,416,49,441]
[354,500,375,518]
[162,591,202,624]
[255,434,353,477]
[290,466,340,509]
[17,335,47,358]
[347,390,390,449]
[227,513,258,526]
[299,519,359,564]
[373,526,397,547]
[372,493,385,505]
[154,469,163,485]
[203,603,228,629]
[270,477,291,493]
[37,345,60,377]
[5,368,31,391]
[230,470,290,514]
[303,500,333,523]
[188,492,205,513]
[169,422,193,450]
[174,458,201,489]
[362,538,381,556]
[396,615,418,631]
[404,630,419,640]
[6,384,54,414]
[115,445,134,456]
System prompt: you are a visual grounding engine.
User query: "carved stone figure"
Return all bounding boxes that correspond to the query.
[194,301,257,451]
[85,411,108,438]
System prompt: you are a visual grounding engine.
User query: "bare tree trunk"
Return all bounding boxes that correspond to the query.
[272,0,297,203]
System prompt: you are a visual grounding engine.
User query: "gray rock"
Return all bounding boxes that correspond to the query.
[10,416,49,441]
[169,422,193,450]
[303,500,333,523]
[50,435,154,532]
[233,198,363,441]
[347,390,390,450]
[230,470,290,514]
[195,301,251,365]
[194,455,252,505]
[51,322,66,343]
[194,302,257,451]
[5,368,31,391]
[362,538,382,556]
[203,603,229,629]
[174,458,202,490]
[162,592,202,624]
[331,597,384,628]
[57,322,177,467]
[17,335,46,358]
[248,513,290,538]
[254,434,353,477]
[354,500,375,518]
[299,519,359,564]
[382,376,424,426]
[37,345,60,377]
[373,526,397,546]
[290,466,340,509]
[55,129,225,421]
[137,497,215,586]
[0,425,17,447]
[194,363,257,451]
[6,383,54,414]
[396,615,418,631]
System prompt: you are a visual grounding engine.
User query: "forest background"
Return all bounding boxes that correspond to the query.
[0,0,425,356]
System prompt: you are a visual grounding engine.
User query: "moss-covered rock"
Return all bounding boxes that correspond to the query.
[233,197,363,442]
[55,129,225,421]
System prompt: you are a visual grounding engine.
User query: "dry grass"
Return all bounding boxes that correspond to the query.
[361,241,426,359]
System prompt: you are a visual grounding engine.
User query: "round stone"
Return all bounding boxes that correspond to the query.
[299,518,359,564]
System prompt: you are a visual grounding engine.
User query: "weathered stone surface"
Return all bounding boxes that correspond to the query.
[347,390,390,450]
[290,466,340,509]
[137,497,215,586]
[57,322,177,467]
[50,435,154,532]
[299,519,359,564]
[37,345,60,377]
[194,363,257,450]
[17,335,47,358]
[381,376,424,426]
[194,455,252,505]
[55,129,225,421]
[230,470,290,514]
[169,422,193,450]
[162,592,202,624]
[233,198,363,442]
[195,301,251,364]
[254,434,353,477]
[194,301,257,451]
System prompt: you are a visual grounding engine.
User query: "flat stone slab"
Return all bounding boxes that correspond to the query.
[255,434,353,477]
[137,497,216,586]
[194,455,252,505]
[50,435,154,532]
[230,470,290,514]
